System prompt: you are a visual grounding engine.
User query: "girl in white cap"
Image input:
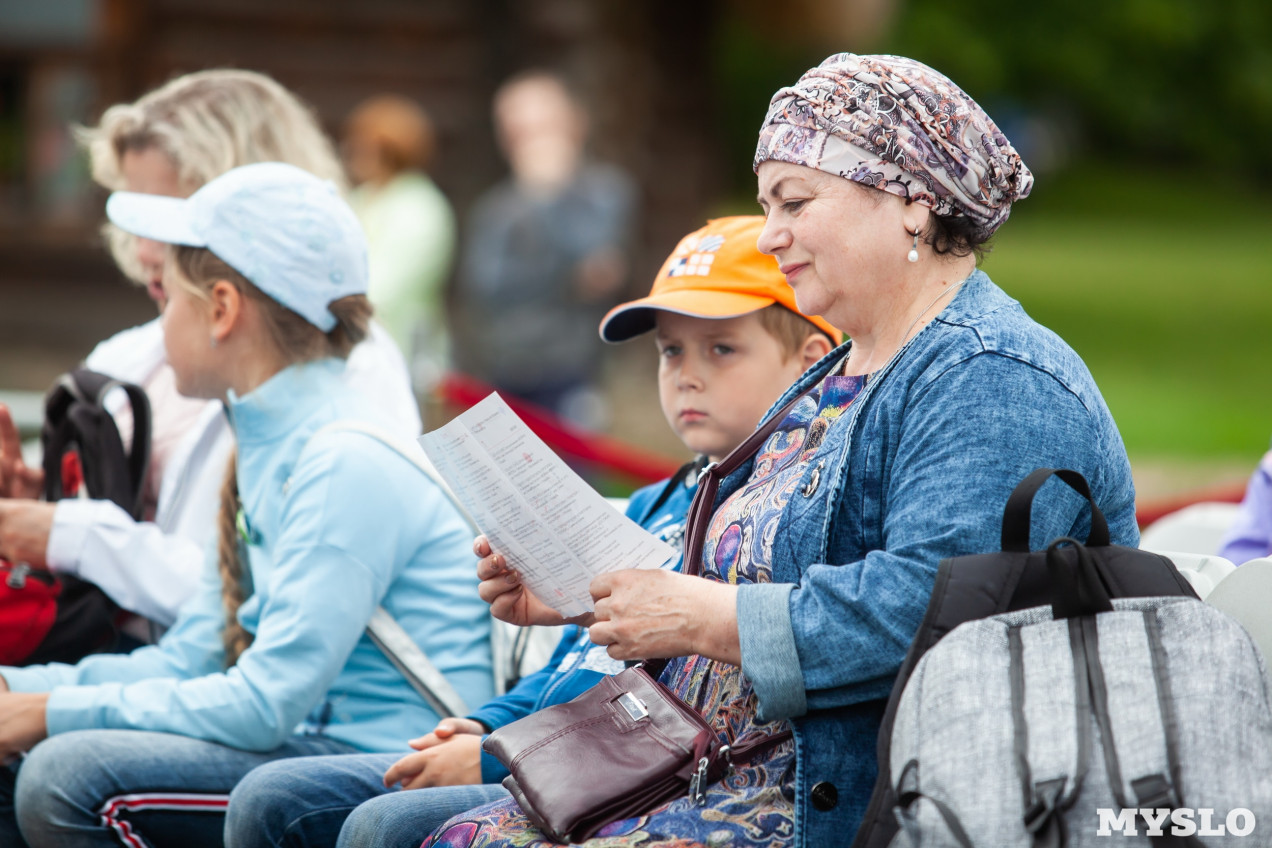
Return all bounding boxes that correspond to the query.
[0,162,494,848]
[0,69,421,646]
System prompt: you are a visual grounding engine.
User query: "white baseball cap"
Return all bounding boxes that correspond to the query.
[105,161,368,332]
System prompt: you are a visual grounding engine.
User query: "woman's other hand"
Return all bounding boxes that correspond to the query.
[0,692,49,763]
[473,535,594,628]
[381,717,487,789]
[0,500,56,569]
[0,406,44,501]
[589,569,741,665]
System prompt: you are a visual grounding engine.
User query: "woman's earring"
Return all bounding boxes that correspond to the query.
[907,229,920,264]
[210,336,218,349]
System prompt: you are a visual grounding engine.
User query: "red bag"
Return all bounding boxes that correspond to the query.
[0,559,62,666]
[0,369,149,665]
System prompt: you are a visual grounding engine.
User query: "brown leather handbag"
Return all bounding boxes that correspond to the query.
[482,395,801,843]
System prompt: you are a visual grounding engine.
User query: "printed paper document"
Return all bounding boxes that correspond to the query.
[419,393,677,616]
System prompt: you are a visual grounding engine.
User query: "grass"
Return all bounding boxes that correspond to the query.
[982,163,1272,463]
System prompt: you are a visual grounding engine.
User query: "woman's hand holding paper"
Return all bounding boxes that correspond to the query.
[474,535,595,628]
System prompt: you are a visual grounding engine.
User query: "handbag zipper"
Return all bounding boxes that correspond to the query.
[6,562,31,589]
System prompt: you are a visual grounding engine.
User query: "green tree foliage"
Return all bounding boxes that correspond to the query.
[885,0,1272,177]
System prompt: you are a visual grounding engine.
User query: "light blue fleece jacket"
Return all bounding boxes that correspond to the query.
[3,359,493,753]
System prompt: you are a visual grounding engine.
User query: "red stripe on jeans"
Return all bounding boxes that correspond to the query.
[97,792,231,848]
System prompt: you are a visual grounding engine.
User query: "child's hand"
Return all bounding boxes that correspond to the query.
[382,730,483,790]
[473,536,595,628]
[0,692,48,764]
[409,717,485,748]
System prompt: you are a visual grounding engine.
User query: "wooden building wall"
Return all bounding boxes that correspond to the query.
[0,0,726,394]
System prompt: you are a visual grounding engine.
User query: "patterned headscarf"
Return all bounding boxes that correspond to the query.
[754,53,1033,235]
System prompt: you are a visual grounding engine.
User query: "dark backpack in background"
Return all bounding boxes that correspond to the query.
[0,369,151,665]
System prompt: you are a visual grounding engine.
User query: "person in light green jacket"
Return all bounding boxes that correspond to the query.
[344,95,457,389]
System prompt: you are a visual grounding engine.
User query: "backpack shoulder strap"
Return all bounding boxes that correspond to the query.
[314,420,477,535]
[40,374,81,502]
[311,420,478,718]
[365,607,470,718]
[1009,620,1090,844]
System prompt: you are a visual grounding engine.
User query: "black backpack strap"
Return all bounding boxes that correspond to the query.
[102,376,151,518]
[41,369,152,519]
[1045,537,1114,619]
[40,374,80,503]
[1002,468,1110,553]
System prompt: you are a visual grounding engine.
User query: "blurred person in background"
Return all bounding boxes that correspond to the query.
[453,70,636,428]
[1218,447,1272,564]
[343,94,457,389]
[0,69,419,646]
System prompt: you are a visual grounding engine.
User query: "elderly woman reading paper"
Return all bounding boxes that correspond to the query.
[437,53,1139,847]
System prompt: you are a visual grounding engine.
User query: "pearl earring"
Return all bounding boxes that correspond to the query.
[907,229,920,263]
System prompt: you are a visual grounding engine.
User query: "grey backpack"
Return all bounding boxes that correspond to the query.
[888,537,1272,847]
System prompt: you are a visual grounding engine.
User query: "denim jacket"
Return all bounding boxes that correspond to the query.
[724,271,1138,846]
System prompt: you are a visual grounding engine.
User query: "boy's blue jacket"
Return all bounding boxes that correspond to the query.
[3,360,494,753]
[726,272,1139,847]
[469,469,697,782]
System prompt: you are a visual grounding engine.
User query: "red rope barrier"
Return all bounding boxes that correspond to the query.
[1136,481,1246,529]
[435,373,682,485]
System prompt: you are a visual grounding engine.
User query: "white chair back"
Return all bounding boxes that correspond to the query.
[1138,501,1242,555]
[1206,557,1272,665]
[1143,549,1236,601]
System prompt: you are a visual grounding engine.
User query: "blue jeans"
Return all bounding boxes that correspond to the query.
[226,753,508,848]
[0,729,356,848]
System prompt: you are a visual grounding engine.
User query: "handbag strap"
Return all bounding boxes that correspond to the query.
[726,725,795,764]
[681,393,804,581]
[644,396,805,768]
[644,394,803,686]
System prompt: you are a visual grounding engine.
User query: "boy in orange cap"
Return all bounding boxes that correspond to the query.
[223,215,839,848]
[601,214,839,470]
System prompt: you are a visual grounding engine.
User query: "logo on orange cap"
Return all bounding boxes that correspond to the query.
[666,234,726,277]
[599,216,841,343]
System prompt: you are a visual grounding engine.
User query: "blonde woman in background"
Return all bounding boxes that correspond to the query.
[0,70,420,642]
[343,95,457,387]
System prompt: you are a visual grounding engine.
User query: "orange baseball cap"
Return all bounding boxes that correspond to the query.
[599,215,840,343]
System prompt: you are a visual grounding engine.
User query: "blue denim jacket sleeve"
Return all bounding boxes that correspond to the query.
[739,349,1137,721]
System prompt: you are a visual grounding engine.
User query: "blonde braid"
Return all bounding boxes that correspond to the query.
[216,450,254,667]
